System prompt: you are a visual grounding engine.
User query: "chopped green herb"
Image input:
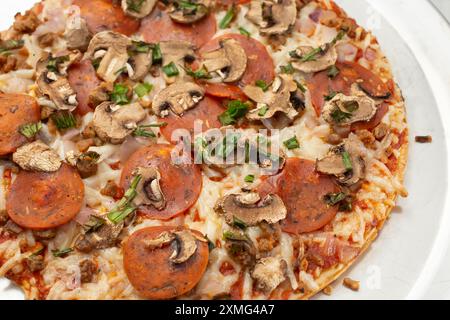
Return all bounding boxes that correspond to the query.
[258,105,269,117]
[218,100,249,126]
[126,0,146,13]
[51,111,76,130]
[133,125,157,138]
[280,63,295,74]
[238,27,251,37]
[219,5,235,29]
[299,47,324,62]
[244,175,255,183]
[108,174,142,224]
[30,246,45,257]
[330,30,346,46]
[330,107,352,123]
[19,122,42,139]
[324,91,338,101]
[178,0,199,10]
[110,84,130,105]
[324,192,347,206]
[92,58,101,70]
[184,66,211,79]
[255,80,269,92]
[152,43,162,64]
[295,80,306,93]
[47,55,69,73]
[114,66,127,75]
[223,230,246,241]
[327,65,340,78]
[162,62,179,77]
[339,200,353,212]
[233,216,248,230]
[341,151,353,171]
[129,41,152,54]
[83,215,106,233]
[134,82,153,98]
[0,39,24,54]
[283,136,300,150]
[52,248,73,258]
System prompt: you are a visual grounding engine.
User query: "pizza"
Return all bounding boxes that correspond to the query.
[0,0,408,300]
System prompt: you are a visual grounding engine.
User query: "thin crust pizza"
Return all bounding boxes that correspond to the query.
[0,0,408,300]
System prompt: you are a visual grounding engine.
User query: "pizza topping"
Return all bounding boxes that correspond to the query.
[322,92,377,125]
[251,256,287,293]
[65,17,92,51]
[215,193,287,227]
[246,0,297,35]
[122,0,157,19]
[36,52,82,112]
[128,41,153,81]
[202,38,247,83]
[86,31,131,83]
[93,102,147,144]
[159,40,196,80]
[290,45,338,73]
[168,0,211,24]
[316,136,366,187]
[152,81,205,117]
[124,226,209,299]
[12,141,61,172]
[244,75,304,129]
[132,166,166,210]
[223,230,257,268]
[75,219,124,253]
[75,151,100,179]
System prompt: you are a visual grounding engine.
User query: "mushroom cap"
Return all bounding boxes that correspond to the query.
[215,192,287,226]
[251,256,287,293]
[133,166,166,211]
[13,140,62,172]
[291,45,338,73]
[152,82,205,116]
[93,102,147,144]
[128,51,152,81]
[246,0,297,35]
[168,0,210,24]
[85,31,131,83]
[202,38,247,83]
[121,0,157,19]
[160,40,196,66]
[170,230,199,264]
[65,17,92,51]
[322,92,377,125]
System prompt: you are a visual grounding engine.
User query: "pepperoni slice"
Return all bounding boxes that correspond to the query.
[351,102,389,132]
[258,158,340,234]
[123,226,209,299]
[120,144,202,220]
[203,83,247,101]
[6,164,84,230]
[200,34,275,89]
[307,61,391,117]
[73,0,140,36]
[0,93,40,156]
[68,60,101,115]
[159,96,224,142]
[139,6,217,48]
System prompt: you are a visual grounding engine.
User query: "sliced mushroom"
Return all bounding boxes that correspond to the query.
[75,220,124,253]
[85,31,131,83]
[93,102,147,144]
[244,75,304,129]
[316,135,366,186]
[13,140,61,172]
[223,231,257,268]
[251,256,287,293]
[215,192,287,226]
[170,230,198,264]
[152,81,205,117]
[160,40,196,65]
[246,0,297,35]
[64,16,92,51]
[36,51,82,111]
[133,166,166,210]
[121,0,157,19]
[290,45,338,73]
[128,49,152,81]
[143,231,175,249]
[322,92,377,126]
[168,0,210,24]
[202,38,247,83]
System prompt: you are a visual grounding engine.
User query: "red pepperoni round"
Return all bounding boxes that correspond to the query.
[200,34,275,89]
[258,158,340,234]
[307,61,391,119]
[6,164,84,230]
[139,6,217,48]
[68,60,101,115]
[203,83,247,101]
[73,0,140,36]
[120,144,202,220]
[160,96,224,142]
[0,93,40,156]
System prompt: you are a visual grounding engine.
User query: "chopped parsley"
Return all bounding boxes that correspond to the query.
[330,107,352,123]
[327,65,340,78]
[110,84,131,105]
[238,27,251,37]
[283,136,300,150]
[244,175,255,183]
[255,80,269,92]
[52,248,73,258]
[324,91,338,101]
[233,216,248,230]
[132,123,167,138]
[51,111,76,130]
[258,105,269,117]
[134,82,153,98]
[127,0,146,13]
[129,41,152,54]
[218,100,249,126]
[295,80,307,93]
[184,66,211,79]
[324,192,347,206]
[152,43,163,64]
[219,5,235,29]
[47,55,69,73]
[83,215,106,233]
[223,230,246,241]
[162,62,179,77]
[280,63,295,74]
[19,122,42,139]
[341,151,353,171]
